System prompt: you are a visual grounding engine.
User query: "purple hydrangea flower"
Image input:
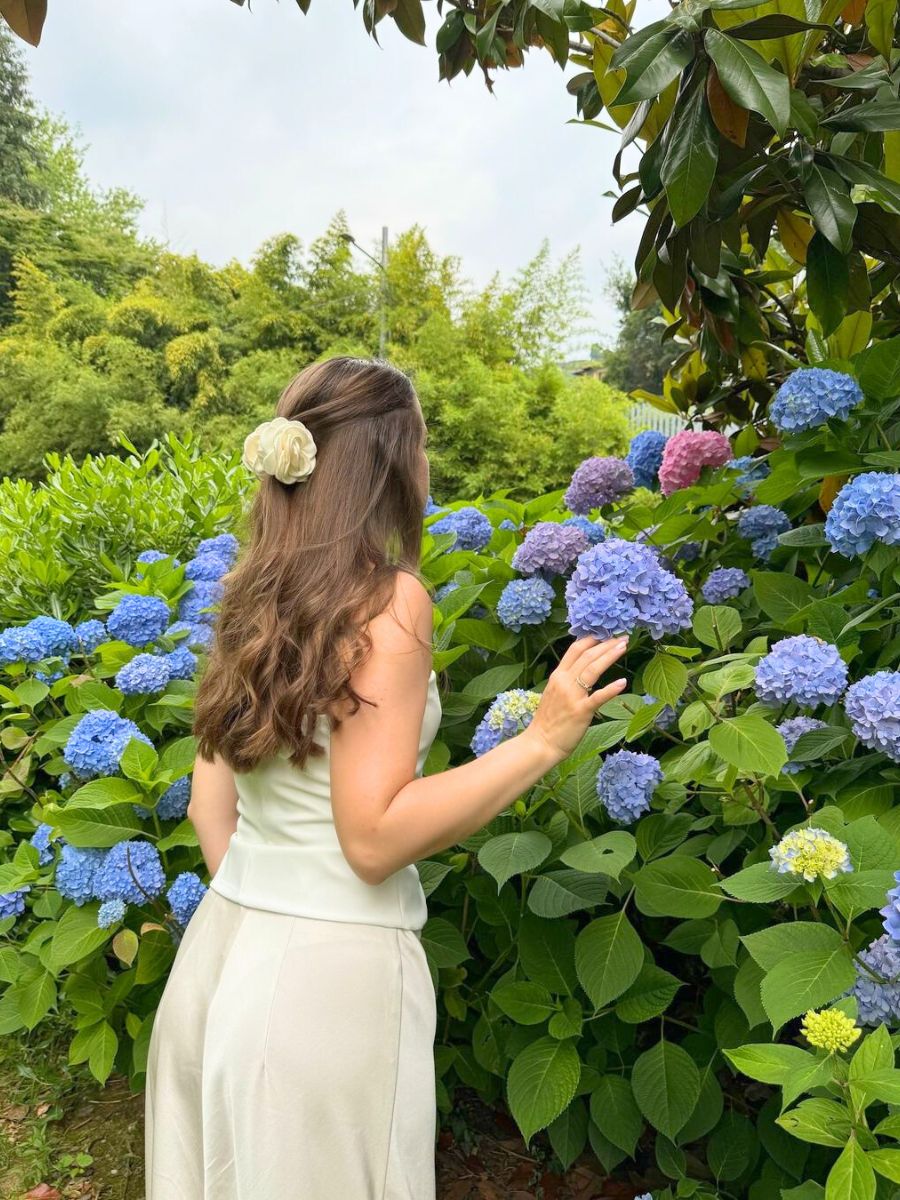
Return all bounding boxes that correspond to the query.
[497,577,555,631]
[771,368,863,433]
[178,580,224,625]
[184,554,230,582]
[755,636,848,709]
[30,822,58,866]
[107,594,171,647]
[471,689,542,757]
[564,457,634,514]
[597,750,662,823]
[852,936,900,1026]
[737,506,791,559]
[93,841,166,904]
[626,431,668,490]
[562,515,607,545]
[701,567,750,605]
[167,872,208,925]
[430,507,493,552]
[63,710,154,780]
[98,899,126,929]
[115,653,172,695]
[56,846,105,905]
[565,538,693,640]
[777,716,828,774]
[197,533,239,563]
[73,620,107,653]
[825,473,900,558]
[844,671,900,761]
[0,887,30,920]
[512,523,590,578]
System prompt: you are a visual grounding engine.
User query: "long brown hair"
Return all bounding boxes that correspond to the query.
[193,356,431,772]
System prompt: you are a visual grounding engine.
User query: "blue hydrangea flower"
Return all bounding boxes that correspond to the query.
[512,522,589,578]
[158,644,197,681]
[107,594,171,647]
[626,430,668,490]
[673,541,701,564]
[73,620,107,653]
[755,636,848,709]
[115,653,172,695]
[0,887,29,920]
[701,567,750,605]
[770,368,863,433]
[197,533,239,563]
[135,776,192,823]
[852,936,900,1026]
[825,473,900,558]
[93,841,166,904]
[844,671,900,761]
[597,750,662,823]
[178,581,224,625]
[430,506,493,552]
[564,457,634,514]
[562,515,607,545]
[0,617,78,664]
[471,690,542,756]
[168,872,208,925]
[56,846,105,905]
[35,662,68,685]
[641,694,676,731]
[881,871,900,942]
[166,621,214,651]
[777,716,828,774]
[737,505,791,559]
[184,554,230,582]
[498,517,520,532]
[136,549,179,572]
[30,822,58,866]
[97,898,126,929]
[565,538,693,640]
[63,710,154,780]
[497,578,555,631]
[729,455,771,495]
[58,772,72,791]
[424,495,443,517]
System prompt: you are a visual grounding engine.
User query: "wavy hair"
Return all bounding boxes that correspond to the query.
[193,356,432,772]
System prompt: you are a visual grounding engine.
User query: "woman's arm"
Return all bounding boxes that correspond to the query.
[186,753,240,877]
[330,571,629,886]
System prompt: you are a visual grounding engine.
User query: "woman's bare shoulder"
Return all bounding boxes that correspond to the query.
[366,569,433,657]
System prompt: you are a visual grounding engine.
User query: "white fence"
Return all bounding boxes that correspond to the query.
[627,402,684,437]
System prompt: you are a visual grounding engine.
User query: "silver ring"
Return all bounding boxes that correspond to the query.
[575,674,592,692]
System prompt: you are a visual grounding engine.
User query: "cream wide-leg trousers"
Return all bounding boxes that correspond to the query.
[144,888,438,1199]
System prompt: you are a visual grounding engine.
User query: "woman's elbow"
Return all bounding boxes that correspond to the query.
[342,833,391,887]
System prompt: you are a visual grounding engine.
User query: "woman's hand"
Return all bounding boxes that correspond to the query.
[522,634,629,763]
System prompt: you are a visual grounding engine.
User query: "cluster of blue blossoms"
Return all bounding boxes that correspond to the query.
[755,635,848,709]
[825,472,900,558]
[497,577,555,632]
[430,506,494,552]
[776,716,827,774]
[701,567,749,605]
[63,710,153,780]
[852,936,900,1026]
[565,539,693,641]
[728,456,770,495]
[563,515,607,546]
[626,431,668,491]
[471,690,542,756]
[511,522,590,579]
[844,671,900,762]
[736,505,791,559]
[597,750,662,823]
[770,368,864,433]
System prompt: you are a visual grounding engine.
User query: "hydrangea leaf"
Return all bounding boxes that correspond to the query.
[589,1074,643,1155]
[48,803,143,850]
[724,1043,818,1085]
[742,921,843,971]
[752,572,814,624]
[634,858,723,918]
[615,962,683,1024]
[693,605,742,650]
[559,831,636,879]
[574,911,644,1009]
[866,1148,900,1185]
[506,1035,582,1144]
[777,1098,851,1147]
[720,862,801,902]
[491,980,557,1025]
[526,870,608,919]
[760,946,856,1030]
[46,904,112,973]
[709,715,788,777]
[644,653,689,706]
[707,1111,758,1181]
[631,1038,701,1142]
[823,1137,876,1200]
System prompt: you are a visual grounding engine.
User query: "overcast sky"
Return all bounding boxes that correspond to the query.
[21,0,660,349]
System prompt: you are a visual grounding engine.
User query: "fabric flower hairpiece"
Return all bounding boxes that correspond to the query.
[242,417,317,485]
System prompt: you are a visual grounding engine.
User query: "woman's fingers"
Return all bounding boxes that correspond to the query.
[590,678,629,709]
[558,634,602,671]
[571,636,629,686]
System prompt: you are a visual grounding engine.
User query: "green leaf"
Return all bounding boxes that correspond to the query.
[856,336,900,402]
[462,664,524,701]
[87,1021,119,1084]
[805,165,856,255]
[707,1111,758,1181]
[66,777,143,810]
[48,803,143,849]
[559,831,636,879]
[527,871,607,919]
[661,78,719,227]
[724,1043,818,1085]
[47,905,111,972]
[615,30,695,105]
[709,715,788,777]
[118,736,159,782]
[825,1138,875,1200]
[506,1036,582,1144]
[777,1098,852,1147]
[864,0,895,58]
[491,981,557,1025]
[631,1038,701,1141]
[753,571,813,623]
[866,1148,900,1184]
[761,947,857,1030]
[590,1075,643,1156]
[693,605,742,650]
[720,863,800,902]
[635,858,723,919]
[478,832,552,891]
[616,963,683,1023]
[743,922,843,971]
[807,232,849,336]
[519,916,577,995]
[699,662,757,699]
[420,917,471,969]
[644,653,690,706]
[704,29,790,135]
[13,967,56,1030]
[574,911,644,1009]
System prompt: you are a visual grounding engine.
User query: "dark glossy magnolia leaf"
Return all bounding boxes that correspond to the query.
[804,162,856,254]
[614,30,694,106]
[806,232,849,337]
[822,100,900,132]
[704,30,790,137]
[706,64,749,147]
[661,80,719,228]
[727,13,832,37]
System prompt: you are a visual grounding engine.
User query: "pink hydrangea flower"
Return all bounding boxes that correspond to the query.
[658,430,733,496]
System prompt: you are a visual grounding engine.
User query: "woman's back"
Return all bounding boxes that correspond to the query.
[209,669,442,929]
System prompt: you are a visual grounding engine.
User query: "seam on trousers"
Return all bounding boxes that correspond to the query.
[260,913,298,1079]
[380,927,404,1200]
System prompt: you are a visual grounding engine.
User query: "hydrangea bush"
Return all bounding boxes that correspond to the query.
[0,360,898,1196]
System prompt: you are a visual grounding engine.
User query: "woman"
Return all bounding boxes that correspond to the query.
[144,355,629,1199]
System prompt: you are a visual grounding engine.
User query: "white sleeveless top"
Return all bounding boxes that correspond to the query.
[209,670,443,931]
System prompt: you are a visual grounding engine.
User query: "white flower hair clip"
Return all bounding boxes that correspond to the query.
[242,417,317,485]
